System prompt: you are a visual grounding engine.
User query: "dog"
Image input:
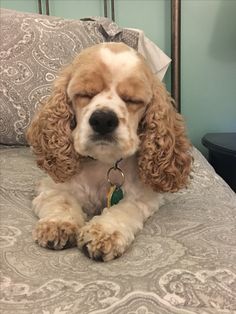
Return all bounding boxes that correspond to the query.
[27,42,191,261]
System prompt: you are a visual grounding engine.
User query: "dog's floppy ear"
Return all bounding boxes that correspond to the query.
[26,65,81,183]
[138,77,192,192]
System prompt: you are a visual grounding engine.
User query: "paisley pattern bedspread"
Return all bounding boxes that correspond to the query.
[0,146,235,314]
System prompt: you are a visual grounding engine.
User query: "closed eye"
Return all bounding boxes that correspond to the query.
[122,97,144,105]
[76,92,97,99]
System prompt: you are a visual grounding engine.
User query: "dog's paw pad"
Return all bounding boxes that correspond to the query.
[33,220,79,250]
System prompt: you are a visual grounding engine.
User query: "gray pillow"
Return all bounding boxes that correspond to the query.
[0,9,138,145]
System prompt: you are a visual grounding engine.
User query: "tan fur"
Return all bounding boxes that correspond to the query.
[117,74,152,104]
[127,103,144,114]
[26,44,115,183]
[26,66,81,183]
[27,42,191,190]
[33,220,79,249]
[78,223,125,261]
[138,77,192,192]
[28,43,192,261]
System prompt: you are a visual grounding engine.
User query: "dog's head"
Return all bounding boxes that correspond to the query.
[27,42,191,192]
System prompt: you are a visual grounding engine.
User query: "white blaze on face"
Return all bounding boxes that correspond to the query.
[72,45,143,163]
[99,47,139,84]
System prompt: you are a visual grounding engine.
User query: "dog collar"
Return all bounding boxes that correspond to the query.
[106,159,124,208]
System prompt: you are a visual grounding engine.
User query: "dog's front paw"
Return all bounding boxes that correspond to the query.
[33,219,79,250]
[78,223,128,262]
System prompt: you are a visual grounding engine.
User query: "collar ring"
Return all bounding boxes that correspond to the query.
[107,165,125,189]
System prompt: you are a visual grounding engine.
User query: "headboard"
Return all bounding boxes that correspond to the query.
[37,0,181,112]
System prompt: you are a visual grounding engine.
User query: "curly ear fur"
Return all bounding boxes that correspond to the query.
[138,78,192,192]
[26,67,81,183]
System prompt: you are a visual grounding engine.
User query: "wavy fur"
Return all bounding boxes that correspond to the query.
[138,78,192,192]
[29,43,193,261]
[27,43,191,190]
[26,67,81,182]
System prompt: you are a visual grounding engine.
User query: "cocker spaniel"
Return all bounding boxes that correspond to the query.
[27,42,191,261]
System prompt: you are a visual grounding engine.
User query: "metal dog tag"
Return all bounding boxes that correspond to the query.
[106,159,124,208]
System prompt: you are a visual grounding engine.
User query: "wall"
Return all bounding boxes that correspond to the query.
[182,0,236,152]
[1,0,235,152]
[1,0,38,13]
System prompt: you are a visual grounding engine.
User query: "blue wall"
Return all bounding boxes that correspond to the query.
[182,0,236,152]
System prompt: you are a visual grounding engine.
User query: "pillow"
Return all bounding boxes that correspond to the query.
[0,9,139,145]
[133,29,171,81]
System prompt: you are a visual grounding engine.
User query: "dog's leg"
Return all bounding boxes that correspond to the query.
[78,192,162,261]
[32,179,86,250]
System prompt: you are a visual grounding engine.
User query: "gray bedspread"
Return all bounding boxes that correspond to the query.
[0,146,235,314]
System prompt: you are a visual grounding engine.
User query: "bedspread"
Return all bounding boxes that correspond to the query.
[0,146,235,314]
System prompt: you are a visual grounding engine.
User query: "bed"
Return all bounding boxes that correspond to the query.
[0,2,236,313]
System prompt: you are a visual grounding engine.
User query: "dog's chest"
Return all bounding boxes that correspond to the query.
[71,157,138,216]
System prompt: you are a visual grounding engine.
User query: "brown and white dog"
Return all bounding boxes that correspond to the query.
[27,42,191,261]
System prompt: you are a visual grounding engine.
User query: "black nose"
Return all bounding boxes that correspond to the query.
[89,110,119,135]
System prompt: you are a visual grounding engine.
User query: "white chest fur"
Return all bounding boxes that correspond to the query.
[35,155,162,220]
[68,156,140,216]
